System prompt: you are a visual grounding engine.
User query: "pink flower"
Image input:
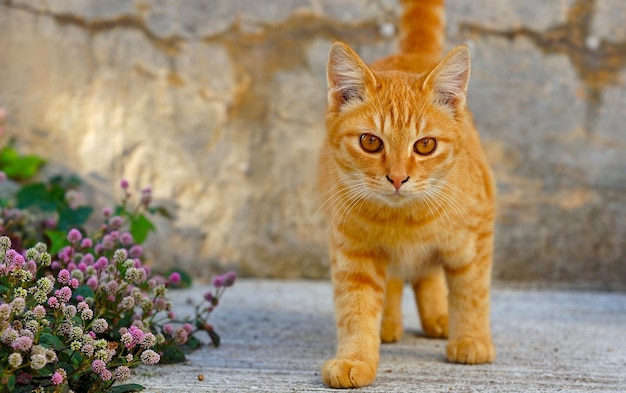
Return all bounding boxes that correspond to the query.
[212,276,225,287]
[51,371,63,385]
[168,272,181,285]
[57,269,70,285]
[174,328,188,345]
[94,257,108,271]
[81,253,94,265]
[12,254,25,269]
[69,278,80,289]
[120,179,130,189]
[129,245,143,258]
[25,260,37,274]
[77,301,89,313]
[58,247,71,263]
[12,336,33,352]
[109,216,123,230]
[87,277,98,291]
[182,323,193,334]
[100,368,112,381]
[129,326,145,346]
[91,359,106,375]
[114,366,131,382]
[120,232,133,245]
[140,350,160,365]
[102,207,112,218]
[55,286,72,303]
[80,238,93,248]
[47,297,60,308]
[140,187,152,205]
[162,324,173,335]
[33,305,46,319]
[223,271,237,287]
[67,229,82,243]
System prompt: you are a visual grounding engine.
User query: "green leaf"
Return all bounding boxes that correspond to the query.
[148,206,173,219]
[0,284,9,296]
[107,384,145,393]
[73,285,94,301]
[185,335,202,350]
[56,362,76,380]
[158,345,187,364]
[57,205,93,231]
[39,332,64,351]
[70,352,84,368]
[6,374,15,391]
[130,213,156,244]
[0,146,46,180]
[46,229,70,255]
[16,183,57,211]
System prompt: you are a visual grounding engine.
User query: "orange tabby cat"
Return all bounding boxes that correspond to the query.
[318,0,496,388]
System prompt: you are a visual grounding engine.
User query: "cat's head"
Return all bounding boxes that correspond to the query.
[324,42,471,206]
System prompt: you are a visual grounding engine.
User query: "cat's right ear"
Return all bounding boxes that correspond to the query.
[326,42,376,110]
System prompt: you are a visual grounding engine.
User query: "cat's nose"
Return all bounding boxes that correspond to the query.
[386,175,410,190]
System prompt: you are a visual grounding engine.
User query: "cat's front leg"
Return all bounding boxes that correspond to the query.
[444,236,496,364]
[322,251,387,388]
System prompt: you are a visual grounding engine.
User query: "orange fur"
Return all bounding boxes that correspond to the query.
[318,0,496,388]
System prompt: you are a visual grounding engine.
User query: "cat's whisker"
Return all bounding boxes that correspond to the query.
[421,189,453,249]
[315,174,367,218]
[334,184,371,222]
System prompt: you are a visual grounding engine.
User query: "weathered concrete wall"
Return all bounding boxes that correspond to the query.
[0,0,624,288]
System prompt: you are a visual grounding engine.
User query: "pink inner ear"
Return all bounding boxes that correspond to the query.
[425,46,471,112]
[327,43,376,107]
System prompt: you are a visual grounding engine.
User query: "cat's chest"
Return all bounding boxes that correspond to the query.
[357,209,450,246]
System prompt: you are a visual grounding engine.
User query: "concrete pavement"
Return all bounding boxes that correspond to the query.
[129,280,626,392]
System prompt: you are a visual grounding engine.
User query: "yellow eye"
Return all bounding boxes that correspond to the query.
[414,137,437,155]
[359,134,383,153]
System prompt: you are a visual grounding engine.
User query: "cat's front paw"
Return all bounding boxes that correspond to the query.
[446,336,495,364]
[322,358,376,388]
[380,317,403,343]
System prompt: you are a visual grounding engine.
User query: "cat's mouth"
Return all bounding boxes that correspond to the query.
[378,189,414,204]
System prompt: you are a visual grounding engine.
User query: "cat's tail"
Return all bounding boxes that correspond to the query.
[398,0,445,60]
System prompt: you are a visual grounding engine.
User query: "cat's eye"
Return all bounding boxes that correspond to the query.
[414,137,437,155]
[360,134,383,153]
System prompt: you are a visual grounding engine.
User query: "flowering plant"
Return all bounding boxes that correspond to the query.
[0,180,236,393]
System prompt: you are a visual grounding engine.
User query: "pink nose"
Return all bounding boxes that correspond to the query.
[386,175,410,191]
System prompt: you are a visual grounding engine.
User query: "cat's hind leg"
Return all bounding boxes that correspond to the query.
[412,265,449,338]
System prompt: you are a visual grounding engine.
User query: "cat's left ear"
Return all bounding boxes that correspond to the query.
[423,45,471,115]
[326,42,377,110]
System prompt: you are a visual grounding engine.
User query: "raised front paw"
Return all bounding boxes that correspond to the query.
[322,358,376,388]
[380,317,403,343]
[446,336,495,364]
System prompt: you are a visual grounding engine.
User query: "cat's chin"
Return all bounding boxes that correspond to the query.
[376,191,416,206]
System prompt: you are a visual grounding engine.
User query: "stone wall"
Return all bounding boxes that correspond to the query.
[0,0,624,289]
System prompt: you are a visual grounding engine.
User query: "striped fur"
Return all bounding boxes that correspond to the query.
[319,0,496,388]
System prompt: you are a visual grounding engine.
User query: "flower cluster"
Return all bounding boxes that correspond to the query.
[0,180,236,393]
